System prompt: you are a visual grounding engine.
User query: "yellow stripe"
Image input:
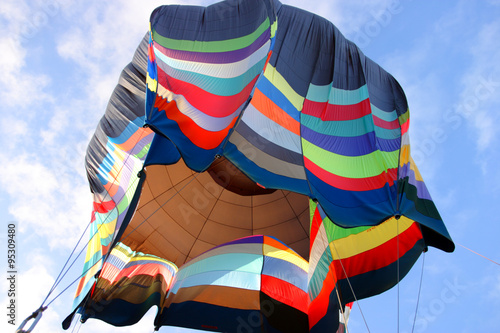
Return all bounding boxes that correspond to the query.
[146,74,158,93]
[263,244,309,272]
[112,243,179,270]
[84,231,102,262]
[98,217,117,241]
[263,64,304,111]
[329,216,415,260]
[409,156,424,181]
[76,261,101,297]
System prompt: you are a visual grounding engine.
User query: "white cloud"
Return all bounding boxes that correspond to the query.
[457,20,500,152]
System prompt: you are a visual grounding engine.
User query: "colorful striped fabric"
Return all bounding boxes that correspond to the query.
[68,0,455,331]
[145,0,453,252]
[156,235,309,332]
[71,36,154,312]
[81,242,177,326]
[145,0,277,172]
[308,200,425,332]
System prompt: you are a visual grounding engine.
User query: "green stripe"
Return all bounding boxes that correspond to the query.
[302,138,399,178]
[135,143,150,159]
[116,166,142,213]
[398,109,410,125]
[152,18,270,53]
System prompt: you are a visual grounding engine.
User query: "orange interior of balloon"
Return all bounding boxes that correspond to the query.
[121,157,310,266]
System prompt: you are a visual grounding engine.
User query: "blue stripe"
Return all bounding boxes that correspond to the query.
[301,126,400,156]
[224,141,310,195]
[175,253,263,281]
[262,256,308,292]
[170,270,261,294]
[108,118,146,145]
[255,74,301,121]
[307,169,396,227]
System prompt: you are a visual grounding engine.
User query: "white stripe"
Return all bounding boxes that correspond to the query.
[157,84,243,132]
[153,40,271,79]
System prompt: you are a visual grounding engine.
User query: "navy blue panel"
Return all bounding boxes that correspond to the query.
[144,133,181,167]
[151,0,275,42]
[159,301,261,333]
[337,239,425,304]
[307,170,397,227]
[82,293,161,327]
[145,106,220,172]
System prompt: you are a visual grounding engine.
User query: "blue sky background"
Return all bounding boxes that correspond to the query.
[1,0,500,332]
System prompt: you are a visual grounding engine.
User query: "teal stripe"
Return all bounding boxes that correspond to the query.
[301,113,400,140]
[170,270,261,294]
[308,247,333,300]
[156,55,267,96]
[306,84,369,105]
[176,253,263,281]
[371,103,398,122]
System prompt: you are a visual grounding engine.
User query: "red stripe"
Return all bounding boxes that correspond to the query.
[308,265,338,329]
[373,115,401,130]
[304,156,398,191]
[332,222,422,280]
[154,97,238,150]
[156,65,258,118]
[302,98,371,121]
[93,200,115,214]
[261,275,308,313]
[401,117,410,135]
[100,262,175,285]
[309,207,323,252]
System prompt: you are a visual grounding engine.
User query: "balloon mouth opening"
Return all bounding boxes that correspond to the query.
[206,156,276,196]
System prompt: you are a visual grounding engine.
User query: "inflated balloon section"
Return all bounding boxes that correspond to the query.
[66,0,454,332]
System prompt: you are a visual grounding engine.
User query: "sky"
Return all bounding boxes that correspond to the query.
[1,0,500,332]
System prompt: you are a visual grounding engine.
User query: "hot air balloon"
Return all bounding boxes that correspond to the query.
[62,0,454,332]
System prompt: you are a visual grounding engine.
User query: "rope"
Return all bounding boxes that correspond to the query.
[458,243,500,266]
[334,286,350,333]
[330,240,371,333]
[396,218,400,333]
[41,127,149,307]
[411,252,425,333]
[118,168,204,245]
[41,221,91,306]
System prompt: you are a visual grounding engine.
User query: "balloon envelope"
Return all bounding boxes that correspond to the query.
[66,0,454,331]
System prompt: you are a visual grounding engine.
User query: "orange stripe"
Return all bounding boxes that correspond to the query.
[114,127,153,152]
[251,88,301,136]
[264,236,301,258]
